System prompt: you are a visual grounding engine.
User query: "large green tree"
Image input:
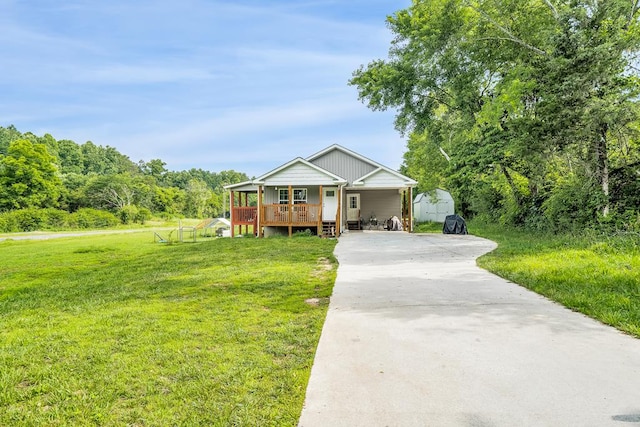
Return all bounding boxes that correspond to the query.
[152,186,186,216]
[351,0,640,227]
[0,139,63,211]
[139,159,168,182]
[57,140,84,174]
[184,178,212,218]
[81,141,137,175]
[0,125,22,156]
[80,173,156,212]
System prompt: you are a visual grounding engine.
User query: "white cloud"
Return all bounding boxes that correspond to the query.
[1,0,412,176]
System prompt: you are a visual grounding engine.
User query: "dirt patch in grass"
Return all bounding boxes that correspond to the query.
[304,297,330,307]
[311,257,334,278]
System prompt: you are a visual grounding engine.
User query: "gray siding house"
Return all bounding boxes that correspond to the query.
[224,145,417,237]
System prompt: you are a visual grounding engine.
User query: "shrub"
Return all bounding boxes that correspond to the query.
[8,208,46,231]
[293,229,315,237]
[542,174,603,232]
[0,214,17,233]
[0,208,120,231]
[69,208,119,229]
[0,209,68,232]
[41,209,69,229]
[118,205,139,225]
[594,209,640,234]
[135,207,152,224]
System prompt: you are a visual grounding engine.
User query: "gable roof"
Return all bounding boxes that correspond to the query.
[414,189,454,203]
[353,167,417,188]
[254,157,347,186]
[224,180,260,191]
[224,145,416,190]
[307,144,372,162]
[307,144,417,187]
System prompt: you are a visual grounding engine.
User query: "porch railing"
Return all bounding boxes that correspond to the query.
[232,204,322,227]
[261,203,321,226]
[233,206,257,224]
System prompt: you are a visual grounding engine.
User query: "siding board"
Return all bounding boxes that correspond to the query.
[310,150,376,185]
[262,163,340,186]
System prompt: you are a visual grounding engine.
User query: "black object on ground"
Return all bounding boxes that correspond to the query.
[443,214,468,235]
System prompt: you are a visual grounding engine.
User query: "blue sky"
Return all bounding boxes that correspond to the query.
[1,0,411,177]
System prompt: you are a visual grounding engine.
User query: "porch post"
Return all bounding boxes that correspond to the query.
[243,192,248,235]
[257,185,263,238]
[408,187,413,232]
[318,185,323,236]
[288,185,293,237]
[336,186,342,236]
[402,190,407,230]
[230,191,235,238]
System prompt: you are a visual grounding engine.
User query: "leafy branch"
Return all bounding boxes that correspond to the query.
[462,0,548,56]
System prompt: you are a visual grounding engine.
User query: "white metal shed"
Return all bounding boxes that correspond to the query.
[413,189,455,223]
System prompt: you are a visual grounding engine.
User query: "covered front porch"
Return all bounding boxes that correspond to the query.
[228,186,414,237]
[227,183,342,238]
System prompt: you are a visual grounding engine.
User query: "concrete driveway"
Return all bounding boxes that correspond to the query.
[298,232,640,427]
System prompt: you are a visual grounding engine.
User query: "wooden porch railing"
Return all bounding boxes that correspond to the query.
[232,203,323,236]
[261,203,321,226]
[233,206,257,224]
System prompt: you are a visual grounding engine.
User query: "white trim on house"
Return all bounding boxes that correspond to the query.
[223,180,260,191]
[352,167,417,188]
[254,157,347,185]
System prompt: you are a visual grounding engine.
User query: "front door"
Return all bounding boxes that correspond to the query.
[347,193,360,222]
[322,187,338,221]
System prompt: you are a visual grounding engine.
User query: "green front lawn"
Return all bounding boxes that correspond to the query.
[0,233,337,426]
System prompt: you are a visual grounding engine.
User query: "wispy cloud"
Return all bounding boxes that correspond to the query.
[74,64,218,85]
[0,0,412,174]
[107,95,367,149]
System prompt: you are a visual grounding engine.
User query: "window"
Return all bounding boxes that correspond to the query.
[326,190,335,197]
[293,188,307,204]
[278,188,307,204]
[278,189,289,204]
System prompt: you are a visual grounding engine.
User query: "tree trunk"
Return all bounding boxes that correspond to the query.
[500,164,523,207]
[595,125,610,216]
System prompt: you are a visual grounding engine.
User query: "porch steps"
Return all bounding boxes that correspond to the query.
[346,220,361,231]
[321,221,336,238]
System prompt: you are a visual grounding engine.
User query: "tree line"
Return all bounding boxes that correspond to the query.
[351,0,640,231]
[0,125,248,231]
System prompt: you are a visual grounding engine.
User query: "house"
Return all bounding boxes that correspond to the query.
[413,189,455,223]
[224,144,418,237]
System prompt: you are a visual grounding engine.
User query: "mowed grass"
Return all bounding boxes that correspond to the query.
[471,223,640,338]
[0,233,337,426]
[413,221,444,233]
